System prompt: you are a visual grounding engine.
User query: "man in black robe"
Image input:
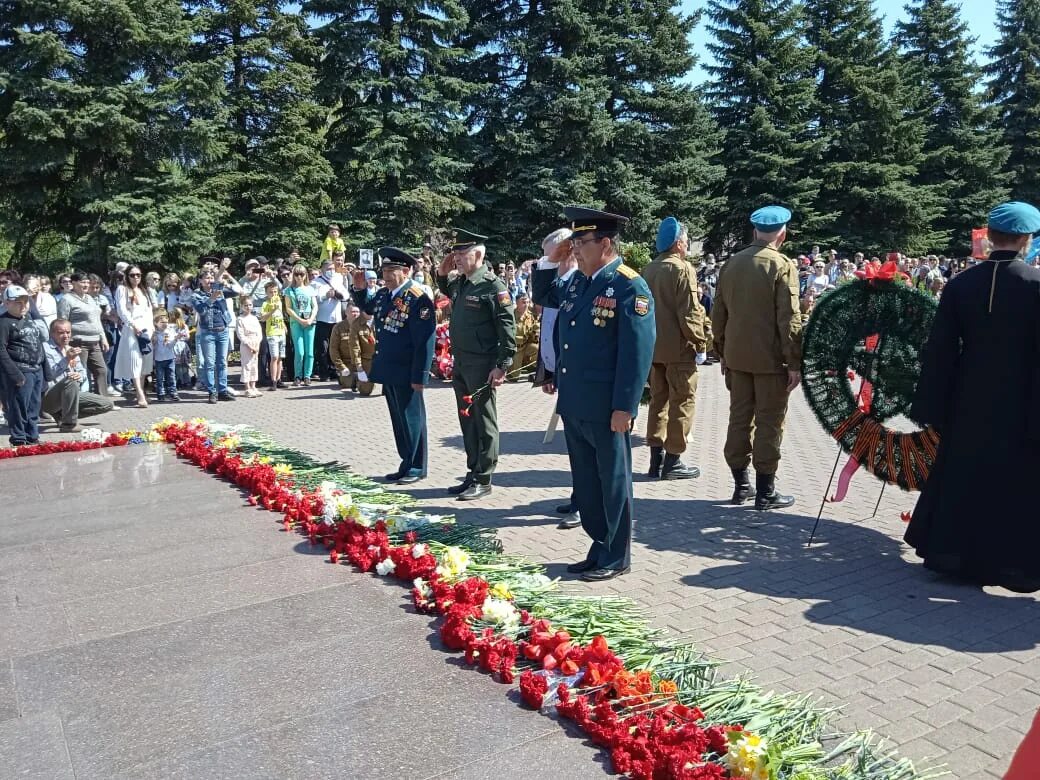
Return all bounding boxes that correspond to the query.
[907,201,1040,592]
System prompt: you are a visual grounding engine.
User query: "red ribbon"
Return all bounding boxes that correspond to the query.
[854,260,907,282]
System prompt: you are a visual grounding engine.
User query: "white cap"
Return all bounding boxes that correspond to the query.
[3,285,29,301]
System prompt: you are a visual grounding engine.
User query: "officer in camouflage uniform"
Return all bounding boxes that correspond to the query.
[711,206,801,511]
[436,230,517,500]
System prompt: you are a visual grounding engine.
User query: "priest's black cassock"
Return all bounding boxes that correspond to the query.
[907,251,1040,592]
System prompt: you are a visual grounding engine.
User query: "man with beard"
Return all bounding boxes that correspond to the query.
[907,201,1040,592]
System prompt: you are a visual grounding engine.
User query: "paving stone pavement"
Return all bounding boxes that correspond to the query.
[35,365,1040,778]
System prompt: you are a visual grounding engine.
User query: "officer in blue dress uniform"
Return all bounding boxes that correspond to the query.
[531,207,656,581]
[350,248,437,484]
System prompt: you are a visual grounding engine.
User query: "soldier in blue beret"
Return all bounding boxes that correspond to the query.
[349,248,436,484]
[531,206,656,581]
[711,204,800,510]
[907,201,1040,592]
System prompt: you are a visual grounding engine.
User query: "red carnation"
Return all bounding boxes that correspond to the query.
[519,670,549,709]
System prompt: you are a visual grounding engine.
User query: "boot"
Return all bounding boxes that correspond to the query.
[661,453,700,480]
[754,473,795,511]
[648,447,663,479]
[731,468,755,504]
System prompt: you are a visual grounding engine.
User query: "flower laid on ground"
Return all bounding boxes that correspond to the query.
[2,418,937,780]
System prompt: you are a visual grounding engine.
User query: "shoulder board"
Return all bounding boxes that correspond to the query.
[616,264,638,279]
[404,287,420,297]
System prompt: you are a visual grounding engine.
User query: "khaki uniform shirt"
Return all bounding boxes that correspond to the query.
[641,251,708,364]
[514,309,539,352]
[347,317,376,370]
[711,240,801,374]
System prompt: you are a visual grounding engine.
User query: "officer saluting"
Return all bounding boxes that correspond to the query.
[350,248,437,484]
[437,229,517,501]
[711,206,801,510]
[532,207,656,581]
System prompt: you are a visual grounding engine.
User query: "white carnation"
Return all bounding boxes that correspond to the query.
[375,559,396,576]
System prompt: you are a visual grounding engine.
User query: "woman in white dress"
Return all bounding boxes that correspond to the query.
[114,265,155,408]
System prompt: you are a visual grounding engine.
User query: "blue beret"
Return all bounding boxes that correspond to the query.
[750,205,792,232]
[987,201,1040,235]
[364,270,377,280]
[656,217,682,253]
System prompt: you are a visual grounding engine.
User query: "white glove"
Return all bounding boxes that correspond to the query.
[340,367,351,377]
[696,352,707,365]
[356,370,369,383]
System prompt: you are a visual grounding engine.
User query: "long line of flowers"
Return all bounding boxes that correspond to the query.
[2,420,943,780]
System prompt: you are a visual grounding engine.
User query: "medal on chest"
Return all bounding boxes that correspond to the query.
[591,295,616,327]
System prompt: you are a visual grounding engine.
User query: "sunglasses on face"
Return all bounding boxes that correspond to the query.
[129,272,142,278]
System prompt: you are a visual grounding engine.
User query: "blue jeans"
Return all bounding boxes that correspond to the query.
[155,359,176,398]
[3,366,42,444]
[199,328,229,393]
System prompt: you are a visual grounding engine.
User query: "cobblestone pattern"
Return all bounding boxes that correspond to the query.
[94,365,1040,778]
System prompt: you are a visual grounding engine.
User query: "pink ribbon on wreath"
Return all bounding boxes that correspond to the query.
[828,333,880,503]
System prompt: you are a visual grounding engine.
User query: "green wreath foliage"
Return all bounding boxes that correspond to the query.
[801,279,939,490]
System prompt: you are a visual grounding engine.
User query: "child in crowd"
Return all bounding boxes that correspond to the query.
[259,280,286,391]
[170,307,194,390]
[235,296,263,398]
[151,310,180,401]
[151,310,181,402]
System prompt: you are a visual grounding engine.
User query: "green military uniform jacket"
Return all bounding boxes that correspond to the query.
[711,240,802,375]
[641,251,708,364]
[436,267,517,365]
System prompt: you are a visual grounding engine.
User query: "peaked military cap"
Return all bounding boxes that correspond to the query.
[449,229,488,252]
[750,205,792,232]
[378,246,417,270]
[564,206,629,238]
[656,216,682,252]
[988,201,1040,235]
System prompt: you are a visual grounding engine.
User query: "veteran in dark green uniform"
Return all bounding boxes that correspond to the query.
[436,230,517,500]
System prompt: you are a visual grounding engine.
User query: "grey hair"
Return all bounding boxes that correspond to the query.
[473,245,487,262]
[541,228,573,254]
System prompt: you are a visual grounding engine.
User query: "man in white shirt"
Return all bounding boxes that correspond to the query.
[311,253,349,380]
[41,319,113,431]
[530,228,582,530]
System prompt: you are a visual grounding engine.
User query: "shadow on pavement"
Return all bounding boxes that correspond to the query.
[627,497,1039,652]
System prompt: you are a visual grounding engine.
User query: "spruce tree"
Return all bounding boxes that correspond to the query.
[704,0,819,252]
[986,0,1040,208]
[581,0,723,243]
[896,0,1009,253]
[187,1,334,259]
[457,0,606,255]
[804,0,940,254]
[305,0,475,249]
[460,0,721,255]
[0,0,225,269]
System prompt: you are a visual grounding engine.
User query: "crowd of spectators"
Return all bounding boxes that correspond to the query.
[1,226,1034,448]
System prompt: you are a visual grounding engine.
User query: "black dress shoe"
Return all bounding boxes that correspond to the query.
[566,559,597,574]
[557,511,581,530]
[447,477,475,496]
[555,503,574,514]
[457,483,491,501]
[581,566,631,582]
[396,474,424,484]
[385,471,405,482]
[217,392,235,401]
